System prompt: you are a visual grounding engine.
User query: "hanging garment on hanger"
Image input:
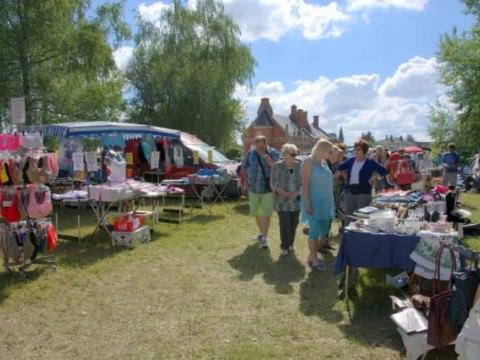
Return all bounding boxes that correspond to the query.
[25,157,42,184]
[46,223,57,253]
[46,153,59,178]
[108,153,127,184]
[26,186,52,219]
[0,160,10,185]
[1,189,21,223]
[0,134,22,151]
[22,132,43,149]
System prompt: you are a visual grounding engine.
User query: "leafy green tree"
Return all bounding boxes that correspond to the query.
[434,0,480,156]
[428,104,459,156]
[0,0,130,125]
[360,131,375,145]
[127,0,256,148]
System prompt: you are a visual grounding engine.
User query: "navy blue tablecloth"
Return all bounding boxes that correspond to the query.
[334,230,420,276]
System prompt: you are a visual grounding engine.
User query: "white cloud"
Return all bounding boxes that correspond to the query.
[113,46,134,71]
[138,1,172,22]
[380,57,442,99]
[219,0,351,42]
[137,0,429,42]
[138,0,350,42]
[347,0,429,12]
[236,56,444,143]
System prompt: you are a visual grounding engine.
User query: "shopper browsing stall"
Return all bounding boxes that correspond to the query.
[271,143,301,256]
[442,143,460,186]
[301,139,335,271]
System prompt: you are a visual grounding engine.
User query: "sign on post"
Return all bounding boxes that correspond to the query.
[10,97,25,124]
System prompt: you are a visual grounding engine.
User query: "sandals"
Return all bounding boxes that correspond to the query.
[307,260,327,271]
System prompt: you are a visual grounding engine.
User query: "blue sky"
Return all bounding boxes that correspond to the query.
[109,0,474,143]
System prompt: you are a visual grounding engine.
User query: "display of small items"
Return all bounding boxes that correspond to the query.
[111,213,150,248]
[0,130,58,275]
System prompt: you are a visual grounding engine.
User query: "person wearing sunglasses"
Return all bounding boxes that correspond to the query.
[271,143,302,256]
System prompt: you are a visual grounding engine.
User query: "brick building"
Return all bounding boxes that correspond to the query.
[243,98,336,154]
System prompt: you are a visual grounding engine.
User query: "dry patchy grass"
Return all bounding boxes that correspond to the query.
[2,194,478,359]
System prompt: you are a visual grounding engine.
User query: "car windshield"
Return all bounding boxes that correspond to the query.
[187,143,230,163]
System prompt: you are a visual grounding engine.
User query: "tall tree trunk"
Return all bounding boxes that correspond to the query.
[18,0,33,125]
[20,55,33,125]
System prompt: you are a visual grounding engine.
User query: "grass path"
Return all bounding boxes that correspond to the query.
[2,195,478,359]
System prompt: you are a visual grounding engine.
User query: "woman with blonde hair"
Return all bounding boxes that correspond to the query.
[302,139,335,270]
[271,143,302,255]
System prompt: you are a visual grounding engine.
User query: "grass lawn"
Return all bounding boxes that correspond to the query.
[1,194,479,359]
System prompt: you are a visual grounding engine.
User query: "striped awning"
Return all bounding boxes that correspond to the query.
[43,121,180,139]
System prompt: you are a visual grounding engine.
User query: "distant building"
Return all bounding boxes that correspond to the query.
[243,98,337,154]
[376,135,431,151]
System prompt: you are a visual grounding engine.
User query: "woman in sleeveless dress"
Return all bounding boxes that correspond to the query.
[301,139,335,270]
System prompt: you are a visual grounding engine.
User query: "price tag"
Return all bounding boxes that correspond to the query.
[150,151,159,170]
[72,152,84,171]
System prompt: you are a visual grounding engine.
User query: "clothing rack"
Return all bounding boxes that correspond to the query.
[1,217,57,276]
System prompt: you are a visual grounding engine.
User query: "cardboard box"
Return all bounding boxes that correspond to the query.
[112,226,151,248]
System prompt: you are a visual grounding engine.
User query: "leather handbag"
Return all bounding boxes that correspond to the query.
[427,243,457,347]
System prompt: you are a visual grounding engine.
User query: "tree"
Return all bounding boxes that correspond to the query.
[428,103,458,156]
[434,0,480,156]
[360,131,375,145]
[127,0,256,148]
[0,0,130,125]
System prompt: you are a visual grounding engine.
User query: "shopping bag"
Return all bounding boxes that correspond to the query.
[427,243,457,347]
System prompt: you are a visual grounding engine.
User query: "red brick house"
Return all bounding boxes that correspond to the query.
[243,98,336,154]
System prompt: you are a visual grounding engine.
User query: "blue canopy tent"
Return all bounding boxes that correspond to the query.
[43,121,180,140]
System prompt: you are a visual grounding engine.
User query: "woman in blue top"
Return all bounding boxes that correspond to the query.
[302,139,335,271]
[337,139,388,220]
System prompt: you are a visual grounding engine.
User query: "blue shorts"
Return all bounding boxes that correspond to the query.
[308,219,331,240]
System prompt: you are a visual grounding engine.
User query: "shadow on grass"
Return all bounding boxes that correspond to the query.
[231,202,250,216]
[335,269,405,352]
[298,254,343,323]
[0,267,46,304]
[228,244,273,281]
[54,233,124,268]
[228,244,306,294]
[263,254,306,294]
[190,214,225,224]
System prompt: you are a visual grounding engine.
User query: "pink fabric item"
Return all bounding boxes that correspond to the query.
[0,134,22,151]
[434,185,449,194]
[27,187,52,219]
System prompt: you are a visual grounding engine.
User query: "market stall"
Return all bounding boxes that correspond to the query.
[43,122,186,245]
[335,183,479,359]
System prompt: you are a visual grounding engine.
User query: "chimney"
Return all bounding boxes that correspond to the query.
[313,115,319,129]
[296,109,307,129]
[258,97,273,117]
[290,104,297,116]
